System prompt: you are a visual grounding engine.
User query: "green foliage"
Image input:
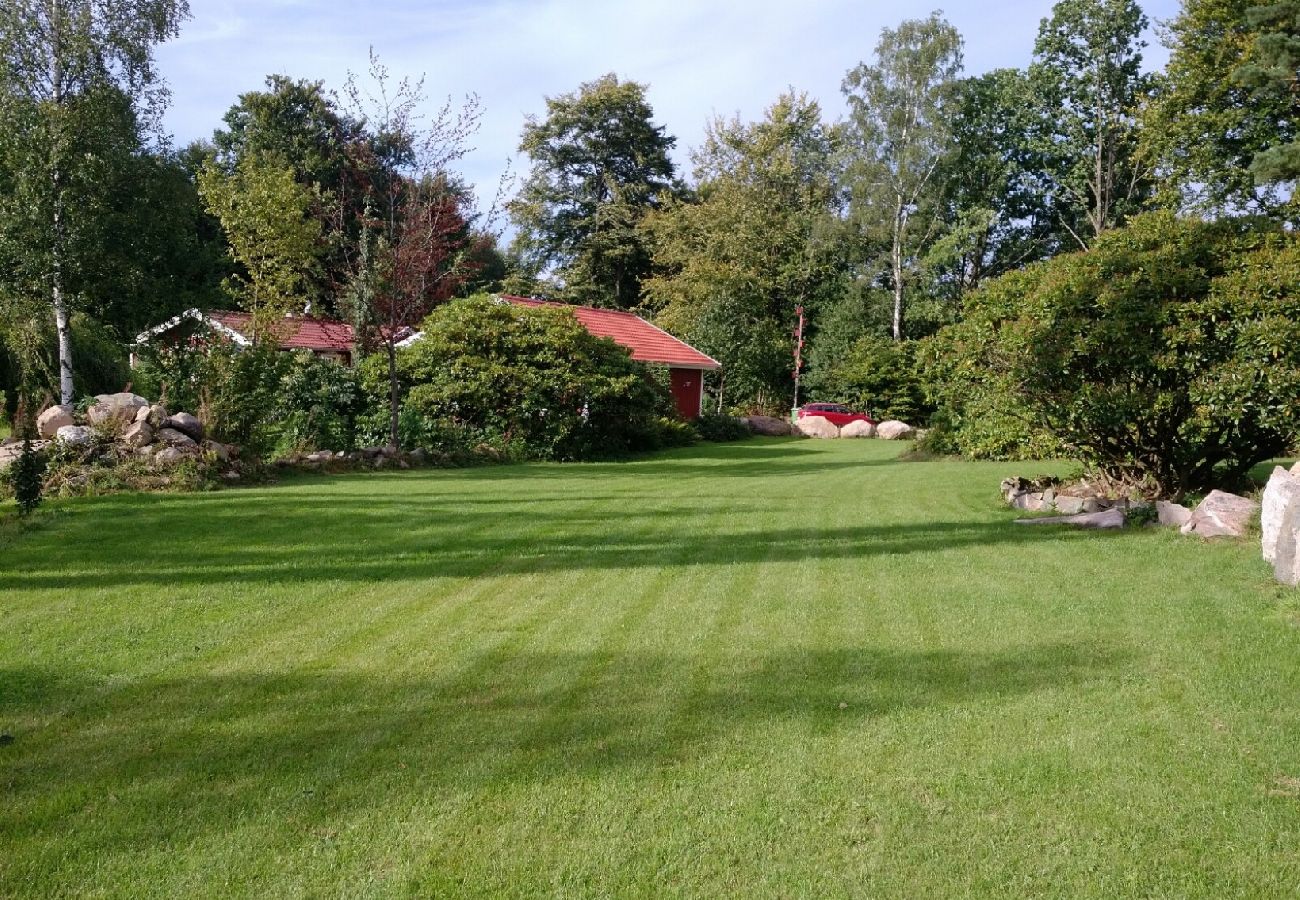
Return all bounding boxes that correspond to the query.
[691,413,749,443]
[926,212,1300,493]
[644,93,844,411]
[1143,0,1297,216]
[510,74,677,308]
[842,13,964,340]
[1231,1,1300,185]
[1027,0,1155,243]
[375,296,669,460]
[197,154,323,334]
[806,334,930,423]
[8,432,44,516]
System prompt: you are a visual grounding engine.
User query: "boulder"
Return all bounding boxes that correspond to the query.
[201,440,230,464]
[1262,467,1300,563]
[1156,500,1193,528]
[122,421,153,449]
[133,404,152,424]
[146,403,169,427]
[795,415,839,439]
[86,392,148,426]
[840,419,877,438]
[1055,496,1086,516]
[740,415,794,437]
[1274,491,1300,587]
[1011,492,1046,511]
[36,404,75,439]
[154,447,185,466]
[1181,490,1258,539]
[164,411,204,440]
[1014,507,1126,529]
[55,425,95,446]
[155,427,197,449]
[876,420,916,440]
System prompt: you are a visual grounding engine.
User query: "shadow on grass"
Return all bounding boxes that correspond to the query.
[0,639,1130,862]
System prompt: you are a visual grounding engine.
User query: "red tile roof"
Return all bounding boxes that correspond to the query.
[206,311,355,354]
[503,296,720,370]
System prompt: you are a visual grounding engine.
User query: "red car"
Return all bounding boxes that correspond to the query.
[796,403,876,428]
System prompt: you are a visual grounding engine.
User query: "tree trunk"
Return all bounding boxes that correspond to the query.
[386,340,400,451]
[50,0,74,404]
[891,213,905,342]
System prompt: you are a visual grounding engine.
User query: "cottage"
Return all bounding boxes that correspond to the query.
[134,309,356,364]
[398,295,721,419]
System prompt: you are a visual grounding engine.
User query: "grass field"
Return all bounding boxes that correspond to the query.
[3,438,1299,897]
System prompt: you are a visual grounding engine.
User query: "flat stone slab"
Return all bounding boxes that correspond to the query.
[1014,508,1126,529]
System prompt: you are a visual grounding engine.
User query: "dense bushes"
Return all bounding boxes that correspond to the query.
[805,334,931,423]
[369,297,673,460]
[134,338,364,457]
[926,213,1300,495]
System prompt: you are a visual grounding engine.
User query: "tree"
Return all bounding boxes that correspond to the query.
[1231,1,1300,186]
[197,154,322,338]
[0,0,189,405]
[642,93,845,411]
[1028,0,1155,246]
[927,213,1300,497]
[510,74,677,308]
[212,75,366,312]
[842,12,964,341]
[1144,0,1297,215]
[341,52,486,450]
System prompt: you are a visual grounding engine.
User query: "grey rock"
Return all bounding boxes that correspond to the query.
[154,447,185,466]
[202,440,231,464]
[155,427,197,448]
[122,421,153,449]
[1055,496,1086,515]
[86,392,148,426]
[795,415,839,439]
[876,420,915,440]
[56,425,95,446]
[1011,492,1046,511]
[1014,507,1126,529]
[1182,490,1258,539]
[146,403,169,427]
[1156,500,1193,528]
[36,404,75,439]
[840,419,877,438]
[164,412,204,440]
[1274,491,1300,587]
[1262,467,1300,563]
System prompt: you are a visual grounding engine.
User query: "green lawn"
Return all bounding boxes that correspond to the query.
[3,438,1299,897]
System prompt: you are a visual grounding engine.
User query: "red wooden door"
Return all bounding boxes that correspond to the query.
[669,367,703,419]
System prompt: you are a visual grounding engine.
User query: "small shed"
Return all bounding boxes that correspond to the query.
[134,309,356,364]
[503,297,720,419]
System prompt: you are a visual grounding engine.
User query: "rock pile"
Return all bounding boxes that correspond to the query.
[775,416,918,440]
[6,394,240,479]
[1263,463,1300,586]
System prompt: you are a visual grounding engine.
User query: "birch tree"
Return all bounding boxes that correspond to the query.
[0,0,189,404]
[842,13,963,341]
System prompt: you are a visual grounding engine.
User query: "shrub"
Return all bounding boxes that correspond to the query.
[373,297,671,461]
[693,413,749,443]
[806,334,931,422]
[926,212,1299,495]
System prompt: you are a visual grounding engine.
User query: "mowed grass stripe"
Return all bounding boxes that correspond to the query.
[3,438,1300,896]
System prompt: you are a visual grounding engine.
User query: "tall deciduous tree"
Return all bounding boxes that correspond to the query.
[197,154,322,339]
[510,74,677,308]
[1028,0,1154,246]
[842,12,964,341]
[0,0,189,404]
[1144,0,1297,215]
[643,93,844,410]
[342,52,486,449]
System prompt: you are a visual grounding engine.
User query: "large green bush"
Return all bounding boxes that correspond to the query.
[927,213,1300,495]
[134,337,363,456]
[373,296,670,460]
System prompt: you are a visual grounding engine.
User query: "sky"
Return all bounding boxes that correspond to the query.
[156,0,1183,212]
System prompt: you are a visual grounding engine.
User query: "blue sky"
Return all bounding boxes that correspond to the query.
[156,0,1182,211]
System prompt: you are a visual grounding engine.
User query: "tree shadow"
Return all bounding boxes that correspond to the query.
[0,639,1130,869]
